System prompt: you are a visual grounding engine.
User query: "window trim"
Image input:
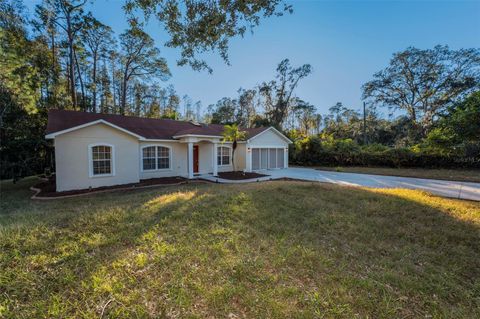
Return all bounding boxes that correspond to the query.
[88,143,115,178]
[140,144,172,172]
[141,145,157,171]
[217,145,232,166]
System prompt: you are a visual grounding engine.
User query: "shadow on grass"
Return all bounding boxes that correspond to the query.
[0,179,479,318]
[243,183,480,317]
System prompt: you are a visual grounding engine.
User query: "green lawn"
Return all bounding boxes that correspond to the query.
[311,166,480,183]
[1,178,479,318]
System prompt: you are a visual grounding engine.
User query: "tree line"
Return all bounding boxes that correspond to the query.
[204,47,479,167]
[2,0,290,118]
[205,58,316,131]
[1,0,479,179]
[2,0,184,120]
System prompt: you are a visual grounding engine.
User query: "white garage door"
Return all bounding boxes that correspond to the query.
[252,148,284,170]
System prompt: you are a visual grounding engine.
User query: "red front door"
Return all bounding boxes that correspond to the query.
[193,145,199,173]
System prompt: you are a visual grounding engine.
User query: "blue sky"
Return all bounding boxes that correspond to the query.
[24,0,480,115]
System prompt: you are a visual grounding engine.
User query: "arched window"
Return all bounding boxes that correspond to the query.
[89,144,114,177]
[142,145,171,171]
[217,146,231,166]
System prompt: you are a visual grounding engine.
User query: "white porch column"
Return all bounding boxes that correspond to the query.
[284,147,289,168]
[246,144,252,172]
[187,142,194,179]
[212,142,218,176]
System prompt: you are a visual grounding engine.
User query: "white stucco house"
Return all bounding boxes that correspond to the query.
[45,110,292,192]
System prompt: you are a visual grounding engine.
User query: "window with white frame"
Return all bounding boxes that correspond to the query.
[142,146,170,170]
[91,145,112,176]
[217,146,231,166]
[142,146,156,170]
[157,146,170,169]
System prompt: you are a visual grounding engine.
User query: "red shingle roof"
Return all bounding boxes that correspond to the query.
[46,110,268,140]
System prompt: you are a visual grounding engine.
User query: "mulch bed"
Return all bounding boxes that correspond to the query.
[217,171,269,180]
[32,176,189,198]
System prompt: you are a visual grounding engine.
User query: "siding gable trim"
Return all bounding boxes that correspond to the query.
[246,127,292,144]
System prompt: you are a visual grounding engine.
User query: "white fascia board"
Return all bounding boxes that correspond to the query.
[45,119,144,140]
[142,139,178,142]
[172,134,223,139]
[246,145,290,148]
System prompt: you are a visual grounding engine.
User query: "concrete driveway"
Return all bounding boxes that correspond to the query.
[202,167,480,201]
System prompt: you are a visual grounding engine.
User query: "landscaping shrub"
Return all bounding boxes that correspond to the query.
[290,135,480,168]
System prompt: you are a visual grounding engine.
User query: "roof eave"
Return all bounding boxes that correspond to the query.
[172,134,224,139]
[45,119,145,140]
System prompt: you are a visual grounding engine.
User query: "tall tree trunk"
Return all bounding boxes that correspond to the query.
[120,63,130,115]
[100,59,106,113]
[66,13,77,109]
[408,106,417,125]
[68,44,77,108]
[50,28,57,106]
[110,58,116,112]
[120,76,128,115]
[74,49,86,111]
[91,51,97,113]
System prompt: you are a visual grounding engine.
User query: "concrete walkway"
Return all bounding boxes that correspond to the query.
[199,167,480,201]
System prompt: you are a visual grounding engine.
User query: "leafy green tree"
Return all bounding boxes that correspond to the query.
[259,59,312,128]
[323,103,362,141]
[0,0,41,123]
[211,97,238,125]
[81,13,114,113]
[36,0,88,109]
[425,91,480,155]
[363,45,480,135]
[237,88,257,127]
[182,94,194,120]
[0,100,50,180]
[143,83,166,118]
[162,85,180,119]
[194,100,202,122]
[97,59,113,113]
[251,114,270,128]
[119,24,170,114]
[222,124,246,172]
[124,0,292,72]
[33,1,64,108]
[291,99,319,136]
